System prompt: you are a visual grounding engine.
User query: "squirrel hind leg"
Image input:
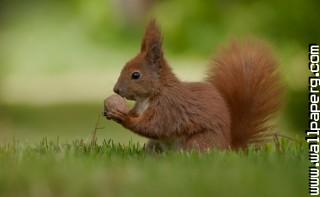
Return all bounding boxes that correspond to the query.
[144,140,164,153]
[181,131,230,152]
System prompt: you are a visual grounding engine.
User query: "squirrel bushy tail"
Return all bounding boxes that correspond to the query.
[207,40,282,149]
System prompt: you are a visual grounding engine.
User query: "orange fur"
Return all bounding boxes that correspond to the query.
[106,21,282,152]
[208,40,282,149]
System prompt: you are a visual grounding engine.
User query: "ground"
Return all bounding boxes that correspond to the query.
[0,138,307,197]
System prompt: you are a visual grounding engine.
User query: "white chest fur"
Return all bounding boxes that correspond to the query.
[134,98,150,115]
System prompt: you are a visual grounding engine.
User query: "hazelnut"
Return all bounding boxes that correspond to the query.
[104,94,129,114]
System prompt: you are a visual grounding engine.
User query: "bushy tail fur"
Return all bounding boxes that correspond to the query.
[207,40,282,149]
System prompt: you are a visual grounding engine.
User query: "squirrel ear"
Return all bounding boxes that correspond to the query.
[140,19,163,67]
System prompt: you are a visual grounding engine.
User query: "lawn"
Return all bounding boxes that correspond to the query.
[0,1,312,196]
[0,137,307,197]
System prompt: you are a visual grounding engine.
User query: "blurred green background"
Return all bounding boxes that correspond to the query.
[0,0,316,144]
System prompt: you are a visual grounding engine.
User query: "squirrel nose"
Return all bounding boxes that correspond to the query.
[113,87,121,95]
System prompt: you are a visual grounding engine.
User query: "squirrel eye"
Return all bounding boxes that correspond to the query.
[131,72,141,80]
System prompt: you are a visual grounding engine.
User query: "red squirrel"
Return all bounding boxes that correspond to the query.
[105,20,282,152]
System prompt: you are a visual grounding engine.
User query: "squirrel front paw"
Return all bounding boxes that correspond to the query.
[105,109,127,123]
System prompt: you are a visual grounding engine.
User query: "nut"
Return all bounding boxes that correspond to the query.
[104,94,129,114]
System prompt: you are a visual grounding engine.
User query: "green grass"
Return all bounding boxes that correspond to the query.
[0,103,144,144]
[0,138,307,197]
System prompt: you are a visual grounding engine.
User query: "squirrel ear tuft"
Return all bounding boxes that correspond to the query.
[141,19,163,66]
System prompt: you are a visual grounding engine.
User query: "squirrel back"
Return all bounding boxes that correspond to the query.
[207,41,282,149]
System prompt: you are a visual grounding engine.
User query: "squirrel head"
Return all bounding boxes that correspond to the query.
[113,20,165,101]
